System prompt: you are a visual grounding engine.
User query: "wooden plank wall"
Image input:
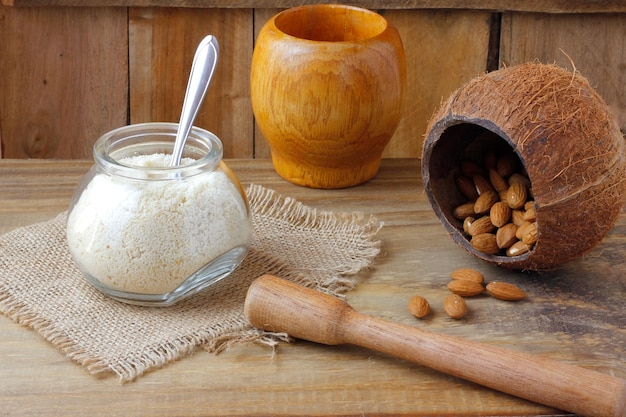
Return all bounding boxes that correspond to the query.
[0,6,624,159]
[128,8,255,159]
[0,7,128,159]
[500,13,626,132]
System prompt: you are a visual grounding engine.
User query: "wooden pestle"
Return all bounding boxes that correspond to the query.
[244,275,626,417]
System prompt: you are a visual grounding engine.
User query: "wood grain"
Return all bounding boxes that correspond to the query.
[252,8,281,159]
[128,7,254,158]
[3,0,626,13]
[252,9,492,160]
[245,275,626,417]
[250,4,407,188]
[0,6,128,158]
[381,9,492,158]
[1,158,625,416]
[499,12,626,133]
[2,7,625,161]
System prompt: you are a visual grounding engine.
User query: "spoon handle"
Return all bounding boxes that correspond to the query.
[170,35,219,166]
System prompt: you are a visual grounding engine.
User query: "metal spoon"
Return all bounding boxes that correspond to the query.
[170,35,219,167]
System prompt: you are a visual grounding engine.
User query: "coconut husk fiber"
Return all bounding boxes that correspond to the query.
[422,62,626,270]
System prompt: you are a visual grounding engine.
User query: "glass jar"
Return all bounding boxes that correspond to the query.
[67,122,252,306]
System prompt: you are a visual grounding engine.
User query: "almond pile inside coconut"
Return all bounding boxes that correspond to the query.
[452,150,537,257]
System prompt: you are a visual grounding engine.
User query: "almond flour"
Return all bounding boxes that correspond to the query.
[67,154,250,295]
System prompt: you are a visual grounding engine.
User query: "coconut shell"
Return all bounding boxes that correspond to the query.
[422,62,626,270]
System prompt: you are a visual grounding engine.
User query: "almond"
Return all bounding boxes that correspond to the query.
[443,294,468,319]
[483,151,497,171]
[496,223,518,249]
[455,175,479,200]
[461,160,485,177]
[447,280,484,297]
[453,202,476,220]
[470,233,499,254]
[508,173,531,189]
[506,240,530,257]
[486,281,526,301]
[496,152,516,178]
[450,268,484,284]
[524,200,535,211]
[520,221,538,245]
[523,205,536,222]
[516,221,535,240]
[489,168,509,192]
[408,295,431,319]
[506,182,527,209]
[473,174,494,195]
[462,217,475,235]
[474,190,499,214]
[467,216,495,236]
[511,209,526,226]
[490,201,511,227]
[498,189,509,202]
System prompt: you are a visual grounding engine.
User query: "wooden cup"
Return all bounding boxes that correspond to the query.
[251,4,406,189]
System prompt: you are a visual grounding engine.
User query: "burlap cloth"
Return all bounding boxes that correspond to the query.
[0,184,381,382]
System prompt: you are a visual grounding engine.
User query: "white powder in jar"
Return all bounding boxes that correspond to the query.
[66,154,251,294]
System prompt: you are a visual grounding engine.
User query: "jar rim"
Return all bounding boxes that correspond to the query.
[93,122,223,180]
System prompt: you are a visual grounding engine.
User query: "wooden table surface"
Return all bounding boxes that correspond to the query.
[1,158,624,416]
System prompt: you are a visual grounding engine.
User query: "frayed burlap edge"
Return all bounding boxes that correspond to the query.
[0,184,383,382]
[245,184,384,295]
[204,183,384,356]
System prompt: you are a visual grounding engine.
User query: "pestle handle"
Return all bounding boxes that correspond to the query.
[244,275,626,417]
